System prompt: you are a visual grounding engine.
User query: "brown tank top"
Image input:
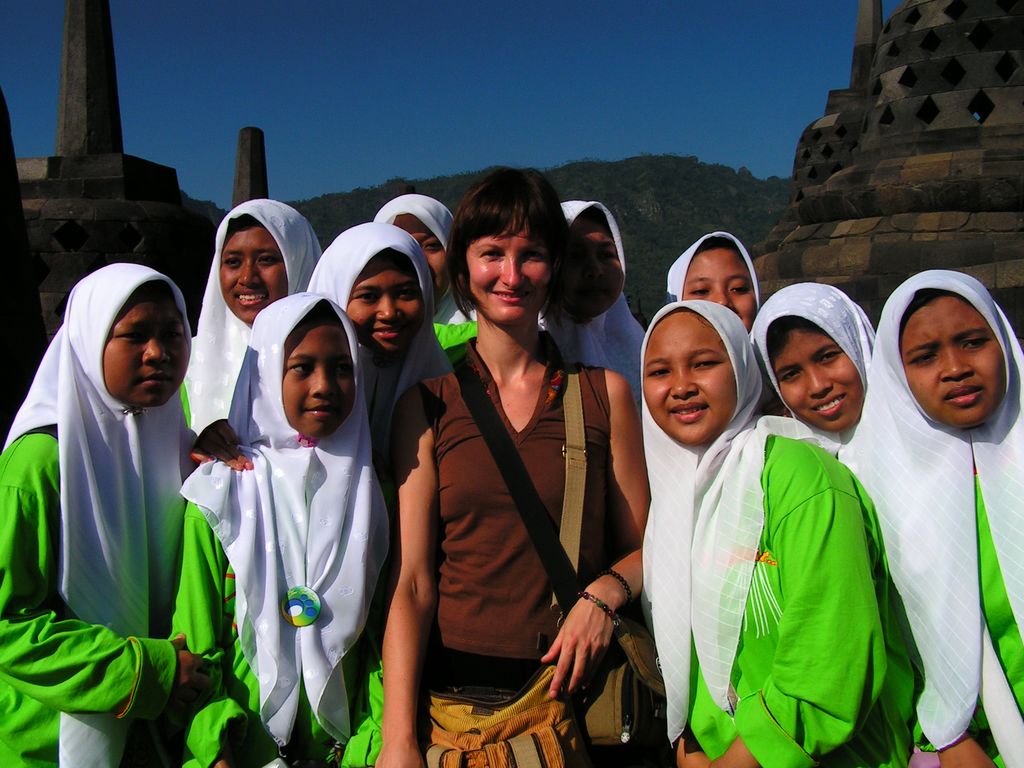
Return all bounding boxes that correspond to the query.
[419,339,613,660]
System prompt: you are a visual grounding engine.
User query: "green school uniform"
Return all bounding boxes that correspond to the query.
[0,433,177,766]
[433,321,477,366]
[174,502,375,767]
[688,436,914,768]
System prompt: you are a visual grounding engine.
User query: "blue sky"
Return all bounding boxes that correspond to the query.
[3,1,900,208]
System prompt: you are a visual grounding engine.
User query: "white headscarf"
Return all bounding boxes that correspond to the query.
[751,282,875,450]
[181,293,389,747]
[308,222,451,455]
[186,199,322,432]
[844,270,1024,752]
[542,201,645,399]
[6,263,192,767]
[640,300,820,742]
[373,194,469,325]
[665,231,760,306]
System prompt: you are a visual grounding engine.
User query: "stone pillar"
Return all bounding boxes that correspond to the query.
[56,0,123,156]
[231,127,268,207]
[0,87,48,436]
[849,0,882,93]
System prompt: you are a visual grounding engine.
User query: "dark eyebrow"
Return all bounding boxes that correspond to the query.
[903,340,939,356]
[953,326,993,341]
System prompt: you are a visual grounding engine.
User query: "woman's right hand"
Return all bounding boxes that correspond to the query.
[376,737,425,768]
[169,633,210,707]
[190,420,252,470]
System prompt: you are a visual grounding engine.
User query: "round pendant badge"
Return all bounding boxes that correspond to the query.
[281,586,321,627]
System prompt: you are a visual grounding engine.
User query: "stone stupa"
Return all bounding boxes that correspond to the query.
[756,0,1024,330]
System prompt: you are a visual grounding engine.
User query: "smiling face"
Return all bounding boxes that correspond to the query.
[771,326,865,433]
[900,294,1006,430]
[281,317,356,439]
[562,212,625,322]
[643,310,738,447]
[219,225,290,326]
[345,251,425,361]
[682,247,757,330]
[392,213,448,300]
[465,230,552,327]
[103,283,189,409]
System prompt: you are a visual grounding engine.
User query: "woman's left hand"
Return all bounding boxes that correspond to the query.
[540,595,615,697]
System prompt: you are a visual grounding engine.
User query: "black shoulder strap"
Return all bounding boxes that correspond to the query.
[455,364,581,614]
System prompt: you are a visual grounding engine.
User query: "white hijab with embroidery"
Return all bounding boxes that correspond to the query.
[640,300,819,742]
[6,263,192,767]
[751,282,875,451]
[542,201,644,399]
[308,222,450,454]
[186,199,321,431]
[181,293,389,747]
[844,270,1024,753]
[374,193,470,325]
[665,231,760,307]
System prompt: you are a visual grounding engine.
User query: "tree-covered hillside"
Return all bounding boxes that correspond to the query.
[187,155,791,321]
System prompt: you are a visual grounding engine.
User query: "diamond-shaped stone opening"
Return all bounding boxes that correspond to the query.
[969,21,994,50]
[808,167,819,180]
[879,105,896,125]
[906,8,922,25]
[968,89,995,123]
[996,52,1019,82]
[887,42,902,57]
[119,223,142,250]
[899,65,919,88]
[920,30,942,52]
[849,140,859,151]
[831,163,844,175]
[872,78,883,96]
[822,144,835,158]
[997,0,1017,10]
[835,125,848,139]
[794,190,805,203]
[941,57,967,85]
[884,19,892,34]
[53,220,89,252]
[945,0,967,20]
[812,130,822,141]
[917,96,941,124]
[802,148,812,160]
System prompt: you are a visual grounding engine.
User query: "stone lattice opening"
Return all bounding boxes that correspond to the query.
[802,148,812,159]
[808,167,819,180]
[920,30,942,53]
[997,0,1018,11]
[968,89,996,123]
[812,129,822,141]
[917,96,941,124]
[996,52,1019,82]
[831,163,843,175]
[941,57,967,86]
[899,65,919,87]
[822,144,835,158]
[794,190,805,202]
[888,42,902,57]
[119,224,143,250]
[968,21,994,50]
[53,221,89,252]
[873,78,883,95]
[944,0,967,20]
[835,125,848,138]
[905,8,922,25]
[879,105,896,125]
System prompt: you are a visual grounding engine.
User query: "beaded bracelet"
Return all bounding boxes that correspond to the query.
[598,568,633,604]
[577,590,621,629]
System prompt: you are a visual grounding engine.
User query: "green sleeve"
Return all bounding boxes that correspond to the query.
[0,434,176,721]
[734,438,888,767]
[172,502,247,767]
[433,321,477,366]
[180,384,192,429]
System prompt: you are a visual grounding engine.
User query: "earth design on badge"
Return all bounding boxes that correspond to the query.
[281,586,321,627]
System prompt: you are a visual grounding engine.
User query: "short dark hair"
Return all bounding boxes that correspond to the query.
[899,288,964,341]
[224,214,266,242]
[694,235,743,260]
[765,315,828,365]
[447,168,568,317]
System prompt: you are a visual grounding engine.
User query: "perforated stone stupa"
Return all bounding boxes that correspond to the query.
[756,0,1024,329]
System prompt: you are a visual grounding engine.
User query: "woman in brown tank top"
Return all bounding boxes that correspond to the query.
[378,168,650,767]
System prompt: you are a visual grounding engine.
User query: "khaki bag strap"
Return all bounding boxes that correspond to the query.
[552,370,586,608]
[425,744,454,768]
[508,733,545,768]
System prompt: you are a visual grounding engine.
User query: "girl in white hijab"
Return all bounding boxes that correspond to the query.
[186,199,322,432]
[0,263,207,767]
[751,282,875,452]
[174,293,389,767]
[308,222,450,458]
[542,200,645,399]
[641,300,912,767]
[665,232,760,328]
[845,270,1024,763]
[373,193,470,325]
